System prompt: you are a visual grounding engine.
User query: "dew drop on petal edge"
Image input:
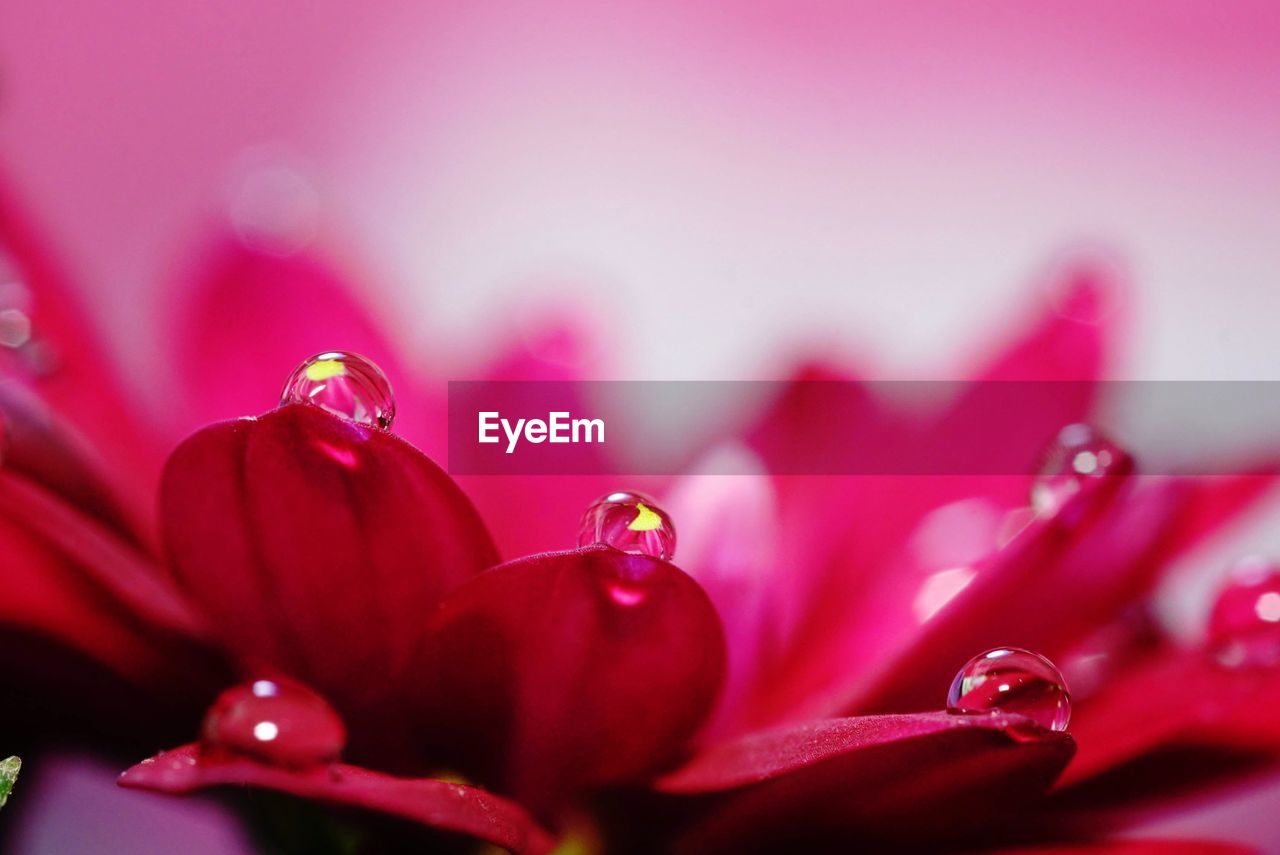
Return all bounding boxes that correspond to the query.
[1209,556,1280,668]
[578,490,676,560]
[947,647,1071,732]
[1030,423,1132,516]
[280,351,395,429]
[201,679,347,768]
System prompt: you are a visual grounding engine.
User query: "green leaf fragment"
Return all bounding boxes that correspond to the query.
[0,757,19,809]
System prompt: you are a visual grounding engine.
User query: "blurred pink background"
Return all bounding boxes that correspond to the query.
[3,2,1279,385]
[3,2,1280,851]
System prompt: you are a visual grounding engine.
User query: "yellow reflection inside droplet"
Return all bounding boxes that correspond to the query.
[628,502,662,532]
[304,359,347,382]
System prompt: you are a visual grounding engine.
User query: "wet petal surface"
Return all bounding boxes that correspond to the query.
[657,711,1074,850]
[119,744,555,855]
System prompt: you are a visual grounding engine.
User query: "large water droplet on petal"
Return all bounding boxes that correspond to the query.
[1209,556,1280,668]
[1030,423,1131,517]
[280,351,395,429]
[578,490,676,560]
[201,679,346,768]
[947,647,1071,732]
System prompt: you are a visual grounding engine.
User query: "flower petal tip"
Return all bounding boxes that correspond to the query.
[120,744,556,854]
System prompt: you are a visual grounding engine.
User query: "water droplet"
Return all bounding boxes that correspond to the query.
[1030,424,1131,516]
[578,490,676,559]
[1209,556,1280,668]
[947,647,1071,732]
[280,351,395,429]
[201,679,346,768]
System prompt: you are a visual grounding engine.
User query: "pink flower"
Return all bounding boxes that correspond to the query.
[2,177,1279,854]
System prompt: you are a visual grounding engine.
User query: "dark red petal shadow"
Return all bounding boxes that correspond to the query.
[418,547,725,813]
[0,471,200,638]
[656,711,1074,851]
[0,471,228,731]
[160,403,497,764]
[119,744,555,855]
[0,509,184,687]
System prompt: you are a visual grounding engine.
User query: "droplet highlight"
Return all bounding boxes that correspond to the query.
[947,647,1071,732]
[578,490,676,560]
[1209,556,1280,668]
[1030,424,1131,516]
[201,679,346,768]
[280,351,395,429]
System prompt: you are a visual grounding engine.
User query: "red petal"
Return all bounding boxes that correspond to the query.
[167,238,444,457]
[0,175,165,497]
[838,479,1202,717]
[160,403,497,762]
[0,509,179,685]
[1147,473,1279,562]
[1060,647,1277,789]
[737,277,1113,731]
[657,712,1074,850]
[118,744,555,855]
[418,547,725,811]
[968,264,1113,384]
[0,471,200,638]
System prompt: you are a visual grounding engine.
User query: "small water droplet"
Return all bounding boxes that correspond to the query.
[201,679,346,768]
[578,490,676,559]
[1030,424,1131,517]
[947,647,1071,732]
[1209,556,1280,668]
[280,351,395,429]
